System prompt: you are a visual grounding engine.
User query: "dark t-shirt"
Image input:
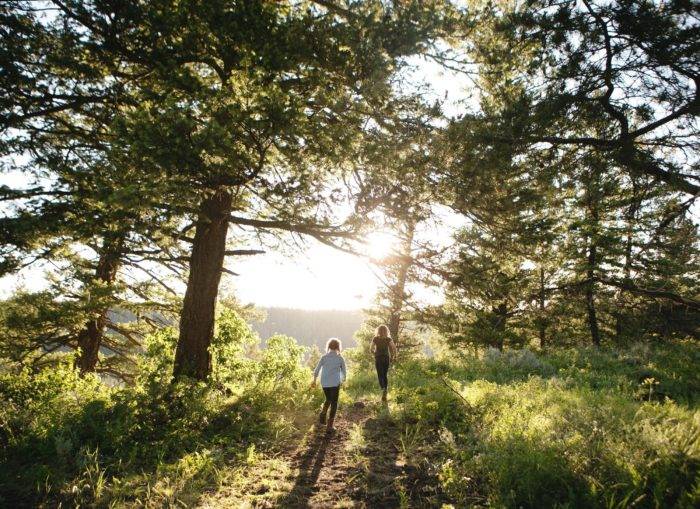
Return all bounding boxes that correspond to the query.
[372,336,392,359]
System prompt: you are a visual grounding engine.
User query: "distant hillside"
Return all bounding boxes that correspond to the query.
[250,307,365,350]
[106,307,365,351]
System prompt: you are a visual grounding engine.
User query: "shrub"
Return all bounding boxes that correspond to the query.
[0,309,316,506]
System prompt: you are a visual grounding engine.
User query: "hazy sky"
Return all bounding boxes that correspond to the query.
[0,56,471,310]
[231,238,391,310]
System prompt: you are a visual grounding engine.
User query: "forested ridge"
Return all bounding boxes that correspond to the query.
[252,308,364,350]
[103,307,365,351]
[1,1,698,507]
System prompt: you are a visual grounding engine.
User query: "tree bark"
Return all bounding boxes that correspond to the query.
[492,302,507,351]
[387,220,416,355]
[76,235,124,375]
[538,266,546,349]
[615,181,640,341]
[585,166,602,348]
[173,189,232,380]
[586,243,601,347]
[614,226,634,340]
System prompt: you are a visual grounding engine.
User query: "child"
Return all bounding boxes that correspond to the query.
[371,325,397,402]
[311,338,347,432]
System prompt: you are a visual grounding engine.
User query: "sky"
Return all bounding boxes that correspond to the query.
[222,56,472,309]
[231,238,392,310]
[231,57,472,309]
[0,56,471,310]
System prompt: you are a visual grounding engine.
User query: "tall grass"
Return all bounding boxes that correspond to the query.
[2,321,697,507]
[385,340,700,508]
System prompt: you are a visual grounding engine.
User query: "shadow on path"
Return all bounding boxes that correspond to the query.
[277,428,331,508]
[352,406,403,507]
[275,401,432,508]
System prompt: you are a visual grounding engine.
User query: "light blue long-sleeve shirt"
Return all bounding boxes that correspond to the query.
[313,350,347,388]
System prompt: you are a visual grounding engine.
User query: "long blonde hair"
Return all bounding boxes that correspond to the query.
[376,325,390,338]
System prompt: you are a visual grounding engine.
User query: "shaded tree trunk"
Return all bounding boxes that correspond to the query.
[492,302,508,351]
[586,242,601,347]
[583,163,602,348]
[614,228,634,340]
[538,266,546,349]
[585,197,601,347]
[76,235,124,375]
[173,189,232,380]
[387,311,401,349]
[615,180,640,341]
[387,220,416,351]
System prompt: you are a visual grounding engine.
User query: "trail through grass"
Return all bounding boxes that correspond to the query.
[2,340,698,507]
[200,396,443,508]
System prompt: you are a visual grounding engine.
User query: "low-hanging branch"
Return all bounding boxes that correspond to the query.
[595,277,700,311]
[224,249,266,256]
[229,215,357,239]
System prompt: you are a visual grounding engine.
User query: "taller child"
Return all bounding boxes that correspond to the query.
[371,325,397,402]
[312,338,347,432]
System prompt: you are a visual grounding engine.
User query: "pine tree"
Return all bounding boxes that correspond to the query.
[429,0,700,349]
[1,2,186,376]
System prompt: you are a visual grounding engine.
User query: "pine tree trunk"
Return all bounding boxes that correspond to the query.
[585,167,602,348]
[173,189,232,380]
[616,183,640,341]
[586,242,601,347]
[615,229,633,340]
[494,303,507,351]
[76,236,124,375]
[387,220,415,355]
[538,266,546,349]
[387,312,401,349]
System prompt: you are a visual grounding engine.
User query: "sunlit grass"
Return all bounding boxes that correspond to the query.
[1,331,697,507]
[387,341,700,508]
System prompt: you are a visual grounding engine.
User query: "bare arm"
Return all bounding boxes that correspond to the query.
[370,337,376,354]
[389,340,397,361]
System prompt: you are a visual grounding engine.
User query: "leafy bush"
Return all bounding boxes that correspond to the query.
[0,309,316,506]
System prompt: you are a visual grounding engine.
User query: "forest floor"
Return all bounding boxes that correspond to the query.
[199,397,441,508]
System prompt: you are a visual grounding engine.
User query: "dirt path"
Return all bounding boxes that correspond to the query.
[277,402,368,507]
[200,399,441,508]
[276,400,406,508]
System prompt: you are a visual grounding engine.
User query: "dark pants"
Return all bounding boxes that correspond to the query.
[322,386,340,421]
[375,356,390,390]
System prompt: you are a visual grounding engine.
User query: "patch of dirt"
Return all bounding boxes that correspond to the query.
[201,398,446,508]
[271,399,444,508]
[275,402,371,508]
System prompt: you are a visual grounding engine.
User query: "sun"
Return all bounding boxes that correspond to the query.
[364,230,398,261]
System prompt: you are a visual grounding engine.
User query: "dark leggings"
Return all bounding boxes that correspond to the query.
[322,386,340,421]
[375,356,390,390]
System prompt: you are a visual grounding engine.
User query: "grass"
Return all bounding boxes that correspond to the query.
[385,340,700,508]
[1,334,698,507]
[0,316,320,507]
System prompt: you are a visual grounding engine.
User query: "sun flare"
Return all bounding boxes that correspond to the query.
[364,230,398,261]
